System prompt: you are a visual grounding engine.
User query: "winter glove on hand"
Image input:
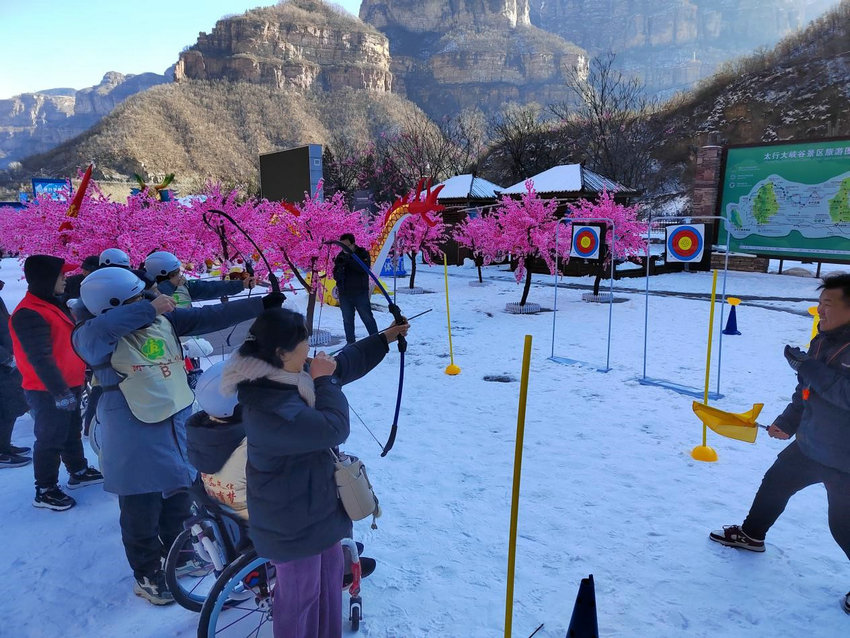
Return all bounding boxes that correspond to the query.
[262,291,286,310]
[784,345,810,372]
[54,391,78,412]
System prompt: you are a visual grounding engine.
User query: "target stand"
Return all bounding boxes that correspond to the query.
[550,218,615,373]
[638,215,730,400]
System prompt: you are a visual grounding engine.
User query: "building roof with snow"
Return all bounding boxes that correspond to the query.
[498,165,637,197]
[428,174,503,200]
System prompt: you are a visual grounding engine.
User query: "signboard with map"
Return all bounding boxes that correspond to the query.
[717,138,850,260]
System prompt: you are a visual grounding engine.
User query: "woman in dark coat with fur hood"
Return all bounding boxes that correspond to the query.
[220,308,408,638]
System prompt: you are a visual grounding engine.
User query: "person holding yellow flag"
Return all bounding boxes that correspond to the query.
[709,275,850,614]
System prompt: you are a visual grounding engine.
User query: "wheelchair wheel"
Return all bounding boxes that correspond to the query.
[197,550,275,638]
[165,528,225,612]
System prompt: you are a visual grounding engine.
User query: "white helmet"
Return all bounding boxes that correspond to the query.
[194,361,238,419]
[144,251,181,278]
[99,248,131,268]
[80,268,146,315]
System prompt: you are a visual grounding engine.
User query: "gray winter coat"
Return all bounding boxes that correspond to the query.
[232,333,389,562]
[72,297,263,495]
[774,322,850,473]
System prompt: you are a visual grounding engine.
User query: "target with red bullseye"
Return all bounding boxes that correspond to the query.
[666,224,705,262]
[570,225,602,260]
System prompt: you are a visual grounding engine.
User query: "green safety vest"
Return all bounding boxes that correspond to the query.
[110,316,194,423]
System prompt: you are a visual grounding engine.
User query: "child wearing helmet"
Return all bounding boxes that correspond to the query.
[186,361,248,520]
[72,267,281,606]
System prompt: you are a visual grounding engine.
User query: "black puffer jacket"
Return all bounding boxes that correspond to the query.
[186,409,246,474]
[225,333,388,562]
[333,246,371,294]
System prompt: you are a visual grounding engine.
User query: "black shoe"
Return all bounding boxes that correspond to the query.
[0,453,31,468]
[134,571,174,605]
[67,466,104,490]
[343,556,376,589]
[843,592,850,614]
[709,525,765,552]
[33,485,76,511]
[8,445,31,455]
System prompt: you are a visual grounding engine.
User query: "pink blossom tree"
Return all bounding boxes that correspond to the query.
[391,209,448,289]
[259,182,376,333]
[453,211,500,284]
[566,189,647,295]
[478,181,571,306]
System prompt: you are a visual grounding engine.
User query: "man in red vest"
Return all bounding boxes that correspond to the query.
[9,255,102,511]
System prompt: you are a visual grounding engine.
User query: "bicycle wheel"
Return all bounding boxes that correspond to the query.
[197,549,276,638]
[165,528,224,612]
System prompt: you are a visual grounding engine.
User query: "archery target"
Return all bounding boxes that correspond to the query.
[666,224,705,262]
[570,225,602,260]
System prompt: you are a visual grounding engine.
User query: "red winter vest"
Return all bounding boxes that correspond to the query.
[9,292,86,392]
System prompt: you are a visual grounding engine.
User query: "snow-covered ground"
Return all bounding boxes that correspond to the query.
[1,256,848,638]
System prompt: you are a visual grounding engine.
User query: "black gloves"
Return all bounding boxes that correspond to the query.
[54,391,78,412]
[784,345,810,372]
[262,291,286,310]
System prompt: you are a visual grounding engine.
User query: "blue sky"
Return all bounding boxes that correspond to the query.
[0,0,362,99]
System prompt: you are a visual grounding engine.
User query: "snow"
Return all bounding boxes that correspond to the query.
[500,165,584,195]
[1,256,849,637]
[421,174,503,200]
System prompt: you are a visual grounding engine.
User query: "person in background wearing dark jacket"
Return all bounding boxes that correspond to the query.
[333,234,378,345]
[9,256,103,510]
[710,274,850,614]
[73,267,275,606]
[61,254,100,303]
[0,276,31,468]
[220,307,407,638]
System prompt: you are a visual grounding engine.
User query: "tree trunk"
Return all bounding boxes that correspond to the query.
[305,289,317,336]
[408,251,418,288]
[520,268,533,306]
[476,255,484,283]
[593,271,603,296]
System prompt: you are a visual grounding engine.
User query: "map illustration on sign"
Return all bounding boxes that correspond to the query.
[718,139,850,259]
[725,172,850,239]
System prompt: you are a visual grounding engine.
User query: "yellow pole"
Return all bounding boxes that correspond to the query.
[505,335,533,638]
[444,253,461,375]
[692,270,719,462]
[808,306,819,347]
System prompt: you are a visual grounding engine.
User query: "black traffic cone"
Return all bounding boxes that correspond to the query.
[566,574,598,638]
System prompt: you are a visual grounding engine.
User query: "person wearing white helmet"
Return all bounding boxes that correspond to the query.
[72,267,283,605]
[185,361,248,520]
[144,250,257,389]
[144,251,255,308]
[99,248,131,269]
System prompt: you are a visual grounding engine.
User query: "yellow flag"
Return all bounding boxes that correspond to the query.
[692,402,763,444]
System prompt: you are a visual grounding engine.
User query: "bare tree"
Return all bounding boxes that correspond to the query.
[481,103,562,185]
[551,52,666,192]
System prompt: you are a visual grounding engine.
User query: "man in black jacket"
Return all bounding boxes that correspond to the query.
[62,254,99,303]
[710,274,850,614]
[0,277,31,468]
[332,233,378,344]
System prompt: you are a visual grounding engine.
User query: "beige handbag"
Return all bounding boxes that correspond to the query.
[331,451,382,529]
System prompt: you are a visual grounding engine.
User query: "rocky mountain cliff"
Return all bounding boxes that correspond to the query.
[359,0,586,119]
[528,0,838,97]
[0,71,170,169]
[175,0,392,92]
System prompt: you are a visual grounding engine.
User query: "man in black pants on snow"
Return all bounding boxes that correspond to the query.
[333,233,378,344]
[710,274,850,614]
[9,256,103,510]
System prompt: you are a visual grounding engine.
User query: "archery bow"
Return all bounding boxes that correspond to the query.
[326,239,407,457]
[205,209,280,295]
